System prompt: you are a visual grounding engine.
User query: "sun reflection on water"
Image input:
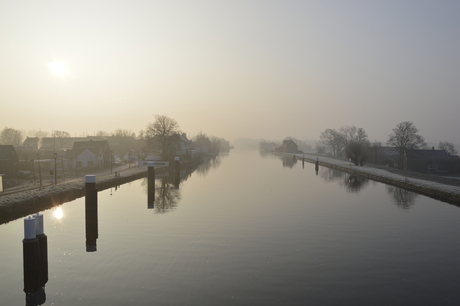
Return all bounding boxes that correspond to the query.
[53,207,64,220]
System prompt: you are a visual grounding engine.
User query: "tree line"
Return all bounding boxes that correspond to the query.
[0,115,230,162]
[318,121,457,167]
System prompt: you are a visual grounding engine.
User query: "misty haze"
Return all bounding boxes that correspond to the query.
[1,1,460,305]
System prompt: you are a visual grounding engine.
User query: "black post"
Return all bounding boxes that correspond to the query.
[174,157,180,189]
[148,162,155,208]
[315,157,319,174]
[23,215,47,305]
[34,214,48,287]
[23,217,40,295]
[85,175,98,252]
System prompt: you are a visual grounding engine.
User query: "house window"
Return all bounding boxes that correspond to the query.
[88,161,94,167]
[77,161,82,168]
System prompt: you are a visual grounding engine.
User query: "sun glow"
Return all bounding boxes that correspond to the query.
[53,207,64,220]
[49,60,68,77]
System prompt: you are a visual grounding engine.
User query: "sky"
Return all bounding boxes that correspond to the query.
[1,0,459,144]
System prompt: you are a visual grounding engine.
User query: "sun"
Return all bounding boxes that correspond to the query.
[49,60,68,77]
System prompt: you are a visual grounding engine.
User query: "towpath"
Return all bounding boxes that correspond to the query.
[285,152,460,205]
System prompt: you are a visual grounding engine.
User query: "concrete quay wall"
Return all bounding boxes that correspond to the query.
[285,153,460,205]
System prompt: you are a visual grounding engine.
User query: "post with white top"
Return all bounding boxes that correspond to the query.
[315,157,319,174]
[147,162,155,208]
[174,157,180,189]
[35,213,48,286]
[85,175,98,252]
[23,216,40,295]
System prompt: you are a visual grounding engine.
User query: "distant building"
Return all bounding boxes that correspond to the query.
[405,149,451,174]
[175,133,194,157]
[276,139,303,154]
[372,146,460,174]
[66,140,110,170]
[0,145,19,178]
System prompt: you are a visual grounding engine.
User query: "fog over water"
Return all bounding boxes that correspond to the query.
[1,1,460,143]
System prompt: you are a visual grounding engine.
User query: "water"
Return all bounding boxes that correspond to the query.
[2,150,460,305]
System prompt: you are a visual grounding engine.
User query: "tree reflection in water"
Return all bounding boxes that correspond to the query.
[318,168,369,193]
[386,186,418,210]
[154,177,181,213]
[195,155,223,176]
[141,154,226,213]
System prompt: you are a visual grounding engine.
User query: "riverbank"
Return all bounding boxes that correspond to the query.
[286,153,460,205]
[0,165,169,225]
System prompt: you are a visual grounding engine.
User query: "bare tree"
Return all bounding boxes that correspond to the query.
[194,132,212,152]
[340,126,370,166]
[315,142,327,155]
[112,129,135,138]
[438,141,458,155]
[319,128,345,157]
[96,130,109,137]
[387,121,426,169]
[145,115,181,160]
[0,127,23,146]
[35,130,49,138]
[340,126,369,146]
[51,130,71,149]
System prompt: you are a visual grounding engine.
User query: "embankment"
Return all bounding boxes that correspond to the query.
[286,153,460,205]
[0,166,169,225]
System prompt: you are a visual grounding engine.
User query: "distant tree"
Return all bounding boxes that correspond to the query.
[137,130,145,140]
[319,128,345,157]
[340,126,369,146]
[315,142,327,155]
[51,130,71,150]
[35,130,48,139]
[209,136,221,154]
[51,130,70,138]
[193,132,212,152]
[387,121,426,169]
[345,141,369,166]
[96,130,109,137]
[340,126,370,166]
[145,115,181,160]
[0,127,23,146]
[112,129,135,138]
[438,141,458,155]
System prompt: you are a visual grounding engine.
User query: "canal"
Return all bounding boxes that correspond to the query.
[1,149,460,305]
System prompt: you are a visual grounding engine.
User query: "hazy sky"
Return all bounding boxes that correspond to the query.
[1,0,459,143]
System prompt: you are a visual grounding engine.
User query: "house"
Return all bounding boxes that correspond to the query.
[372,146,460,174]
[22,136,113,151]
[176,133,194,157]
[405,149,451,174]
[275,139,303,154]
[0,145,19,178]
[66,140,110,170]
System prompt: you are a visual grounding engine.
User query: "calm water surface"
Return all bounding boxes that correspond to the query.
[1,150,460,305]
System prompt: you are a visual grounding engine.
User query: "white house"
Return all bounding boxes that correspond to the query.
[66,140,110,170]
